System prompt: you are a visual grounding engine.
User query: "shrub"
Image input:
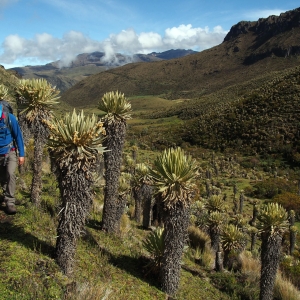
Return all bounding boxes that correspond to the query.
[244,185,254,196]
[280,256,300,288]
[273,192,300,218]
[209,272,259,300]
[252,178,296,199]
[240,157,261,169]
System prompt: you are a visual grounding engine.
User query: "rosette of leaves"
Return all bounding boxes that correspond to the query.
[142,227,165,274]
[207,211,224,230]
[0,84,9,99]
[123,155,135,173]
[46,109,106,172]
[221,224,245,252]
[98,90,132,123]
[257,202,289,235]
[190,200,207,227]
[150,147,198,209]
[133,163,151,185]
[118,172,131,195]
[205,194,225,213]
[231,213,248,228]
[17,78,60,122]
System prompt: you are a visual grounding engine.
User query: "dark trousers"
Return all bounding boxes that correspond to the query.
[0,151,17,205]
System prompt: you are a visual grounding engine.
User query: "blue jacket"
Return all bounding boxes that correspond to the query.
[0,113,25,157]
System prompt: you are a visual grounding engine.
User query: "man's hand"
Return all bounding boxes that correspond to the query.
[18,157,25,165]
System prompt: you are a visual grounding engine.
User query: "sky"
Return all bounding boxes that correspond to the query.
[0,0,299,68]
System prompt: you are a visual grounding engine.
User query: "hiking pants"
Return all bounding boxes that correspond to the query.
[0,151,17,205]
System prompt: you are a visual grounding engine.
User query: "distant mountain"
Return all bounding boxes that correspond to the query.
[60,7,300,107]
[9,49,198,92]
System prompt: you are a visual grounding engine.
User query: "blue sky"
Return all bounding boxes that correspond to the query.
[0,0,298,68]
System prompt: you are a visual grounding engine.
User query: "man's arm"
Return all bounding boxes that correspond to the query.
[9,114,25,158]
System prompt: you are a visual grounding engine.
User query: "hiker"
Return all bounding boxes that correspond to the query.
[0,100,25,215]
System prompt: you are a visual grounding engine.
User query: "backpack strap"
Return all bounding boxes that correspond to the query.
[0,103,12,134]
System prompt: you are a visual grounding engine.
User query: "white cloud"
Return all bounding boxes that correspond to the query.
[163,24,227,50]
[0,25,228,67]
[138,32,163,50]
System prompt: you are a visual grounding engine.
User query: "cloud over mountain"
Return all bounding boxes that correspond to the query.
[0,25,227,67]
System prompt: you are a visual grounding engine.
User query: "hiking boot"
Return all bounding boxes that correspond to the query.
[5,204,16,215]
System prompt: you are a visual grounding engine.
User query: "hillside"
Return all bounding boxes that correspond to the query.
[60,7,300,108]
[0,66,19,100]
[8,49,197,93]
[2,10,300,299]
[180,66,300,157]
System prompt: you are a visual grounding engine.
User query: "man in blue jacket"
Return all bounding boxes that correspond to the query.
[0,100,25,215]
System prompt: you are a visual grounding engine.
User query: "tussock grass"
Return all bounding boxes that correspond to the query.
[239,251,261,283]
[188,225,210,251]
[274,272,300,300]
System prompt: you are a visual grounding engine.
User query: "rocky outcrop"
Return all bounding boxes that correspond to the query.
[224,7,300,42]
[224,7,300,64]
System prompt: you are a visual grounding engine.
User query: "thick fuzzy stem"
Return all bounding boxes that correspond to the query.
[160,203,190,296]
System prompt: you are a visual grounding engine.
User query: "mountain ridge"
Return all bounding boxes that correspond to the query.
[59,7,300,108]
[8,49,198,92]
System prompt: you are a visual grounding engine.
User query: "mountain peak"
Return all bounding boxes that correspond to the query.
[224,7,300,42]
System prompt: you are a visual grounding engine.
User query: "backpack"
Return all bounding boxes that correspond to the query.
[0,100,14,165]
[0,100,13,134]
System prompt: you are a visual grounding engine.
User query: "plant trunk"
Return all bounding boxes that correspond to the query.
[250,205,258,226]
[209,227,220,254]
[30,133,44,206]
[250,232,257,252]
[133,186,143,224]
[215,249,223,272]
[233,198,238,214]
[55,167,93,276]
[102,120,126,233]
[239,193,244,214]
[289,212,296,255]
[152,200,164,227]
[223,249,230,270]
[114,194,128,233]
[160,202,190,296]
[290,231,296,255]
[259,233,283,300]
[17,108,32,144]
[142,184,153,228]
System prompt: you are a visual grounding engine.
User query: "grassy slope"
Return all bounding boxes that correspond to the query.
[0,167,233,300]
[3,142,300,299]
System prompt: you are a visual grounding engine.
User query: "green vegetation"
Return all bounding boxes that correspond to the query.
[16,78,61,206]
[1,11,300,297]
